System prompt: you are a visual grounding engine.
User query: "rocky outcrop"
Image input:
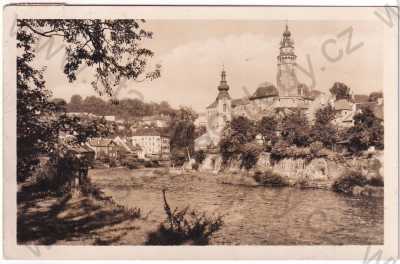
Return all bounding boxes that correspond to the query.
[198,150,384,192]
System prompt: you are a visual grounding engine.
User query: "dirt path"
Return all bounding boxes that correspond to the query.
[17,186,153,245]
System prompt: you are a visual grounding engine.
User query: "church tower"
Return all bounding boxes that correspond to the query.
[277,23,299,96]
[216,67,232,128]
[206,67,232,134]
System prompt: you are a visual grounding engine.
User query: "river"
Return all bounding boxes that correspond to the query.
[89,168,383,245]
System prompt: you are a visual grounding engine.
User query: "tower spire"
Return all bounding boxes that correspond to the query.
[218,66,229,91]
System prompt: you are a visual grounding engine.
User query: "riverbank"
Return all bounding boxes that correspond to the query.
[17,181,145,245]
[18,167,384,245]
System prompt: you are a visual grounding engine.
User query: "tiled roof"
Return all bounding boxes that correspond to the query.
[66,144,95,154]
[250,82,279,100]
[334,99,353,111]
[87,138,116,147]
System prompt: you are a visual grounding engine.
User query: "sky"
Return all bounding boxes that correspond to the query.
[36,19,384,112]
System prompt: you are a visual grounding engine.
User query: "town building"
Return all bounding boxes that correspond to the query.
[86,138,120,160]
[130,128,170,160]
[205,68,233,133]
[196,23,317,151]
[113,136,145,159]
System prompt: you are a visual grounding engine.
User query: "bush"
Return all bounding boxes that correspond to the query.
[192,163,199,171]
[252,169,289,187]
[332,170,368,194]
[127,162,139,170]
[144,160,159,168]
[109,159,118,168]
[368,176,384,187]
[271,141,312,161]
[145,190,223,245]
[194,150,206,164]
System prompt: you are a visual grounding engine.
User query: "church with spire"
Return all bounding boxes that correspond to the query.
[196,23,318,150]
[206,67,232,133]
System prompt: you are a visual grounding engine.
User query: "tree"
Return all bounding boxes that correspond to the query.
[168,107,198,163]
[17,26,60,182]
[68,94,83,112]
[368,91,383,103]
[219,116,257,164]
[257,115,278,150]
[329,82,351,101]
[19,19,160,95]
[17,19,159,182]
[52,98,67,113]
[239,143,263,170]
[346,108,384,153]
[314,105,335,125]
[311,105,337,148]
[280,110,310,147]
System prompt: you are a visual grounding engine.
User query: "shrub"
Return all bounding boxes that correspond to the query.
[332,170,368,194]
[194,150,206,164]
[127,162,139,170]
[271,141,311,161]
[145,190,223,245]
[109,159,117,168]
[368,176,384,187]
[192,163,199,171]
[252,169,289,187]
[144,160,158,168]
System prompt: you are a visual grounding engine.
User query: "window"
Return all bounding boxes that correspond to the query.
[223,103,227,112]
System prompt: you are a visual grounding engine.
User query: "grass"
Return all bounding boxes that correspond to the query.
[145,189,224,245]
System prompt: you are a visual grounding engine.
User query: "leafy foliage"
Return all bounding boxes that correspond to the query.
[17,26,59,182]
[146,190,223,245]
[332,170,368,194]
[17,19,159,182]
[329,82,351,101]
[194,150,206,164]
[168,107,198,165]
[311,105,337,149]
[239,143,263,170]
[280,110,310,147]
[368,91,383,103]
[219,116,257,164]
[57,114,110,143]
[257,115,278,150]
[346,108,384,153]
[19,19,160,95]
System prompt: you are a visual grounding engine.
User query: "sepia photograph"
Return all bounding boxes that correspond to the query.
[3,3,399,260]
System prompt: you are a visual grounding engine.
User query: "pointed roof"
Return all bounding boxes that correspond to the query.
[207,68,231,109]
[218,68,230,91]
[280,22,294,48]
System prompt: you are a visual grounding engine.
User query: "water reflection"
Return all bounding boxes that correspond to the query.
[91,168,383,245]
